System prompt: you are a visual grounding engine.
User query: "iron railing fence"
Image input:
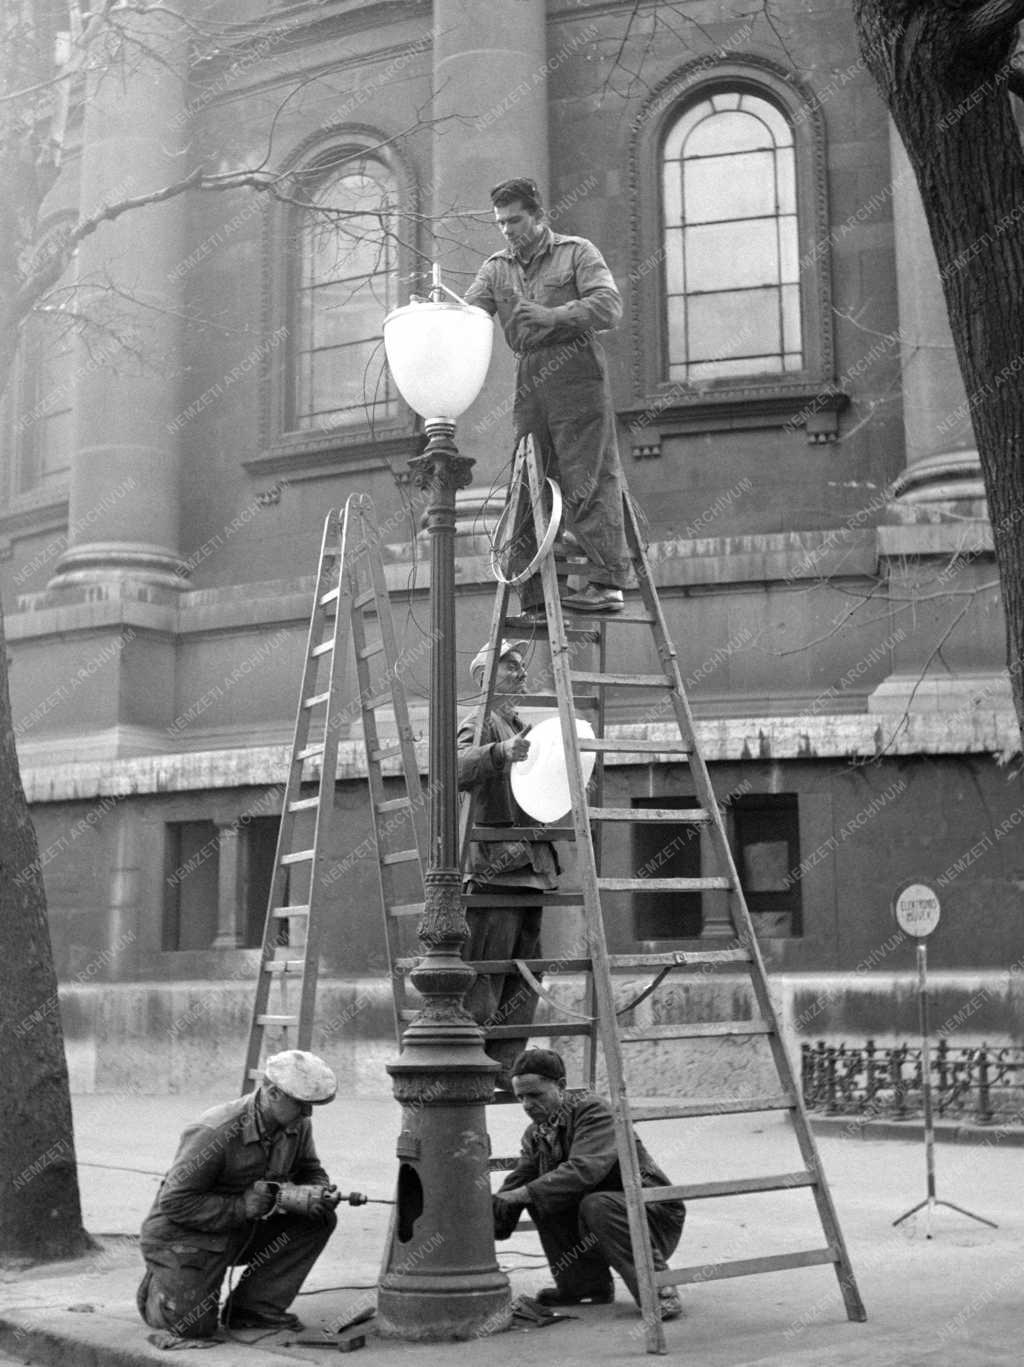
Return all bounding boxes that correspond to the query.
[801,1039,1024,1125]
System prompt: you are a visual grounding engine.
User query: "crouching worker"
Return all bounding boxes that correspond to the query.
[492,1048,685,1321]
[137,1050,339,1339]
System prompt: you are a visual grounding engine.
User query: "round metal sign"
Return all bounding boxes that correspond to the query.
[893,882,941,938]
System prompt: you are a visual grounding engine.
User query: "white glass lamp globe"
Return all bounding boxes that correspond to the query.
[383,300,493,423]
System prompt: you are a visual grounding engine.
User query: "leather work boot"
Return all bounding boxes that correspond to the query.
[561,583,624,613]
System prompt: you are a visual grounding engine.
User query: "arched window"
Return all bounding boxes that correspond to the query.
[290,153,398,432]
[628,59,838,441]
[662,91,801,381]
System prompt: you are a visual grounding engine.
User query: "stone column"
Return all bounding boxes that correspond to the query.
[213,822,244,950]
[887,126,986,517]
[430,0,549,485]
[49,11,190,594]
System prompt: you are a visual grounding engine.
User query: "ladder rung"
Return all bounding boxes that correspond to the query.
[664,1248,837,1288]
[281,850,315,865]
[620,1021,770,1042]
[597,876,731,892]
[319,585,341,605]
[287,796,320,812]
[381,849,420,866]
[376,797,412,814]
[370,743,403,762]
[263,959,306,975]
[463,891,584,907]
[303,690,331,709]
[271,904,310,918]
[257,1014,299,1027]
[471,825,575,842]
[642,1171,816,1203]
[495,692,598,709]
[588,806,712,823]
[484,1023,593,1039]
[608,949,752,968]
[571,670,670,688]
[502,616,601,642]
[363,690,395,710]
[357,640,385,660]
[580,737,691,754]
[296,743,325,761]
[631,1094,795,1121]
[311,639,335,657]
[353,586,376,609]
[461,957,593,974]
[388,902,425,918]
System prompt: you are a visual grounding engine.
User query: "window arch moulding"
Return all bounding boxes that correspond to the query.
[249,127,422,481]
[624,56,847,456]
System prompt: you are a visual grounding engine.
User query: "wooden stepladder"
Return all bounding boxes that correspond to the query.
[241,494,427,1090]
[461,437,867,1353]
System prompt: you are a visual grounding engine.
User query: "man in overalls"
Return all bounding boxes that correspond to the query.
[465,177,632,616]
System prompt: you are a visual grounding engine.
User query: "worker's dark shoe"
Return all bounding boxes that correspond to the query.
[222,1305,302,1331]
[658,1288,684,1321]
[561,584,624,613]
[536,1284,614,1306]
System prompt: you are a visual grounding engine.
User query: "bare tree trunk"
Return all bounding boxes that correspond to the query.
[0,605,93,1260]
[853,0,1024,741]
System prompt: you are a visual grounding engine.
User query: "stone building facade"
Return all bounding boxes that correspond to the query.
[1,0,1019,1094]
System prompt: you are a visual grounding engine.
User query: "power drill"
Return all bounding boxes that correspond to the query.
[253,1181,388,1217]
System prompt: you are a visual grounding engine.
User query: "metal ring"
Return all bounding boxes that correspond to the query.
[489,476,563,586]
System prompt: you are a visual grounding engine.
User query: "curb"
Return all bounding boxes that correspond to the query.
[809,1114,1024,1146]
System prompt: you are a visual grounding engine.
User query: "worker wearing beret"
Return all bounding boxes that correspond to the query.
[137,1050,338,1339]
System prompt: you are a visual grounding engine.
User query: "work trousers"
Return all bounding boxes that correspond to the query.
[137,1209,336,1338]
[463,889,542,1076]
[512,341,631,605]
[534,1191,685,1305]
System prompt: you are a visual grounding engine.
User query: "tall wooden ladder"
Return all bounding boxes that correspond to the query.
[463,436,867,1353]
[241,494,427,1090]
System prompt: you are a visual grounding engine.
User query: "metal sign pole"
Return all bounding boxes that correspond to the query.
[892,883,997,1235]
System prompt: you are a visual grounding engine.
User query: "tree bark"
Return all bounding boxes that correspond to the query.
[853,0,1024,740]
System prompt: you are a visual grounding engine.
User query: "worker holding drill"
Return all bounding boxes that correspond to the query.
[137,1050,343,1339]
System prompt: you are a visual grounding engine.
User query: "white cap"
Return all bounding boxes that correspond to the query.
[264,1050,337,1104]
[469,638,528,680]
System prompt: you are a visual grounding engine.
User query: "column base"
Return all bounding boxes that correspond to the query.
[888,450,988,521]
[47,542,188,596]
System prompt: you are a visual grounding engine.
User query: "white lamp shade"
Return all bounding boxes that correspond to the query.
[383,301,493,422]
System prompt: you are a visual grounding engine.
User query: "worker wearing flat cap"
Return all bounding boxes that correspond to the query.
[457,639,559,1091]
[137,1050,339,1340]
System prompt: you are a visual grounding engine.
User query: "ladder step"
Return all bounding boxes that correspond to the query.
[484,1023,593,1039]
[281,850,315,865]
[257,1014,299,1027]
[619,1021,770,1041]
[296,743,325,761]
[376,797,412,814]
[319,585,341,605]
[263,959,307,975]
[502,615,601,641]
[353,586,376,609]
[463,891,584,907]
[471,825,575,842]
[271,903,310,918]
[357,640,385,660]
[287,796,320,813]
[608,948,752,968]
[631,1094,796,1121]
[663,1248,838,1288]
[381,849,420,866]
[388,901,425,918]
[588,806,712,823]
[498,692,598,709]
[303,690,331,709]
[597,876,731,892]
[363,689,396,710]
[580,737,691,755]
[642,1171,817,1203]
[571,670,672,688]
[311,639,335,657]
[370,743,404,762]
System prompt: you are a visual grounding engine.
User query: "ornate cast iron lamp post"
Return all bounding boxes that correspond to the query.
[376,271,511,1339]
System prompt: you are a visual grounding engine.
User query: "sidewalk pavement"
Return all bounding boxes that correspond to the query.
[1,1094,1022,1366]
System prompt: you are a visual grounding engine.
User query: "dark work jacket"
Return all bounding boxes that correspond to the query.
[140,1093,330,1253]
[497,1091,685,1225]
[457,707,559,888]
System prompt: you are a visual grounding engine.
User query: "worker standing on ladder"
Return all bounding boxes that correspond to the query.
[458,639,559,1091]
[465,176,632,617]
[493,1048,685,1321]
